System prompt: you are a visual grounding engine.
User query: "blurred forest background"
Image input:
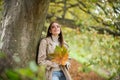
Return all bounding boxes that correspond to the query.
[0,0,120,80]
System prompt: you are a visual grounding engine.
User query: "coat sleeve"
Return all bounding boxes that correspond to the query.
[37,38,54,67]
[64,41,72,70]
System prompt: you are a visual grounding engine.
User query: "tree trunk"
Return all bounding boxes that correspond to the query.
[0,0,50,69]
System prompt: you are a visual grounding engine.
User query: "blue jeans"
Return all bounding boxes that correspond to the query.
[52,70,66,80]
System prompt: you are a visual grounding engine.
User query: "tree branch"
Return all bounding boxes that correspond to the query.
[88,26,120,36]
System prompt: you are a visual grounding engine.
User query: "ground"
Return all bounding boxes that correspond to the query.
[69,59,105,80]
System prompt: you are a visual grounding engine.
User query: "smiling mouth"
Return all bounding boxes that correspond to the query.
[54,30,59,32]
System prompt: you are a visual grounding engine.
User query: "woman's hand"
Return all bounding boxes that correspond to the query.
[65,62,71,70]
[51,62,59,68]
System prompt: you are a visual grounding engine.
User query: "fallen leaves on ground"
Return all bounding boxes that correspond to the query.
[69,59,105,80]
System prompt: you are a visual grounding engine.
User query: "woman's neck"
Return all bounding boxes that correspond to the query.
[51,35,59,42]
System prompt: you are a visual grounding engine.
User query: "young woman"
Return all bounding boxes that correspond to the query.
[37,22,72,80]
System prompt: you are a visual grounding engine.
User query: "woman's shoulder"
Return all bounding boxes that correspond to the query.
[40,37,51,43]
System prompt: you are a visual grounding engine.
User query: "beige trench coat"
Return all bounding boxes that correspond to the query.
[38,37,72,80]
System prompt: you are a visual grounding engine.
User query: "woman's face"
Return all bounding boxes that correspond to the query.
[50,23,61,36]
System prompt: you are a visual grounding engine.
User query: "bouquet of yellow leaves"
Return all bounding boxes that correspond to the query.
[48,46,69,65]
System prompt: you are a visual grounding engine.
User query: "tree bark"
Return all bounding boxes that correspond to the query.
[0,0,50,69]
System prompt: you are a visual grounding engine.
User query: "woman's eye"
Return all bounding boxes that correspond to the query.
[51,25,61,28]
[57,25,61,28]
[51,26,54,28]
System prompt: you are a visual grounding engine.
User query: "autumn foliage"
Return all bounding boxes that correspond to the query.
[48,46,69,65]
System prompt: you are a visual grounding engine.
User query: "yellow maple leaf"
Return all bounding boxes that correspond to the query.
[48,46,69,65]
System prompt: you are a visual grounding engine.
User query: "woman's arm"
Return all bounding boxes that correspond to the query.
[37,39,58,68]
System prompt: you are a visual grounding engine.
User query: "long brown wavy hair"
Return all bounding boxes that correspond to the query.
[46,21,64,47]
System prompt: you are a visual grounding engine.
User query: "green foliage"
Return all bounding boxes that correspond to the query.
[48,0,120,35]
[1,61,46,80]
[62,27,120,79]
[5,69,20,80]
